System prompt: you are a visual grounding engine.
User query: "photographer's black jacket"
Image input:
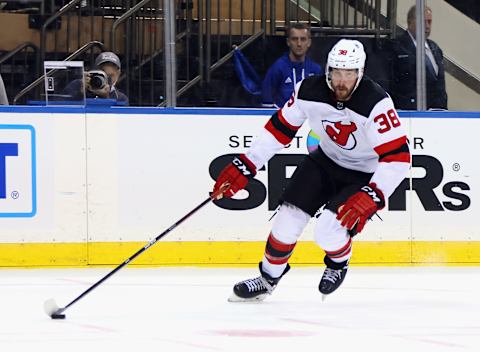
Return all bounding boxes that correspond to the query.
[62,79,129,105]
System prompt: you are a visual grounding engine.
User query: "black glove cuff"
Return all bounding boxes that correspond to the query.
[232,155,256,178]
[360,183,385,209]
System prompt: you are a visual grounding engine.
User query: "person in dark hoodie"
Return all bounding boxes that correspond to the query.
[262,23,323,108]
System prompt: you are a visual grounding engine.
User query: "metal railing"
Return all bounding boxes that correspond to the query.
[99,0,269,106]
[39,0,131,72]
[0,42,38,67]
[12,0,130,104]
[13,41,105,104]
[164,0,267,106]
[40,0,84,67]
[276,0,397,38]
[0,42,39,104]
[8,0,399,107]
[110,0,164,106]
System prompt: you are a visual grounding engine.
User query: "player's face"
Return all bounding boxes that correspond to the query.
[287,28,311,59]
[330,68,358,101]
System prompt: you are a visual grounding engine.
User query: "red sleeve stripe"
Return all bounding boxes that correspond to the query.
[264,110,301,145]
[265,252,292,265]
[380,152,411,163]
[278,109,301,131]
[374,136,408,156]
[265,120,292,144]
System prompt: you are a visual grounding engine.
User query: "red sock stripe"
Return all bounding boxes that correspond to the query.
[327,246,352,259]
[267,233,296,252]
[264,233,296,265]
[265,252,292,264]
[324,238,352,258]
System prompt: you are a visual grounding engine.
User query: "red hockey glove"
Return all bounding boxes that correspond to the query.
[336,183,385,234]
[213,154,256,199]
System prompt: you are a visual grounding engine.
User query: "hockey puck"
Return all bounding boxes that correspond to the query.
[51,313,66,320]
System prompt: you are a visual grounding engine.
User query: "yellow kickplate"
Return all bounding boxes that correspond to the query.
[0,241,478,267]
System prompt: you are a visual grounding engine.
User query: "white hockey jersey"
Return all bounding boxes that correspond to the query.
[246,75,411,198]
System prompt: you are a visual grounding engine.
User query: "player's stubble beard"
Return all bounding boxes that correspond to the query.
[333,84,354,101]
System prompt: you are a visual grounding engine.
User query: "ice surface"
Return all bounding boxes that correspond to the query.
[0,266,479,352]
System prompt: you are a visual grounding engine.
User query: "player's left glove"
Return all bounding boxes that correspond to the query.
[336,183,385,234]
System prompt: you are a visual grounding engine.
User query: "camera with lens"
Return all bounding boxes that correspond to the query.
[86,70,111,90]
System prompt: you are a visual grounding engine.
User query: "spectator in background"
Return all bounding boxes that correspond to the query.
[0,74,8,105]
[63,51,128,105]
[390,5,447,110]
[262,23,323,108]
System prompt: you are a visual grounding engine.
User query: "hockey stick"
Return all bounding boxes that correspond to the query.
[44,183,229,319]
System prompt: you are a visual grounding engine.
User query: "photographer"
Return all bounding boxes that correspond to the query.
[63,52,128,105]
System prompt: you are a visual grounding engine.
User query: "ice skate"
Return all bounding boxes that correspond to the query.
[228,263,290,302]
[319,256,349,300]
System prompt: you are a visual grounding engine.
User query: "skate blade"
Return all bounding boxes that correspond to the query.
[322,294,327,302]
[228,292,268,302]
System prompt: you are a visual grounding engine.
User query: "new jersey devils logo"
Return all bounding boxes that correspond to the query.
[322,120,357,149]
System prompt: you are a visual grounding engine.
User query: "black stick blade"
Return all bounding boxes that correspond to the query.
[51,313,66,319]
[44,298,66,319]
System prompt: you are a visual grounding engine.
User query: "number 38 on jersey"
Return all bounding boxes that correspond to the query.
[374,109,401,134]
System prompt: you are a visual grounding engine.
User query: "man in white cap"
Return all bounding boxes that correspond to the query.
[213,38,411,301]
[64,51,128,105]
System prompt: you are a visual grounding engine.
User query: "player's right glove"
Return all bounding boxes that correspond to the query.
[336,183,385,234]
[213,155,256,199]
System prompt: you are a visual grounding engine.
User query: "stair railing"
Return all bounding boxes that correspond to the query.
[13,41,105,104]
[0,42,39,104]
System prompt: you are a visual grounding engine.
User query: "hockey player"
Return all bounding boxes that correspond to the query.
[213,39,411,301]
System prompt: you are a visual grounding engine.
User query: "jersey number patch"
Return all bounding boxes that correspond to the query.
[374,109,401,134]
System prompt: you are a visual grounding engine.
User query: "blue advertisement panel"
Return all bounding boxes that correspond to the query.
[0,124,36,217]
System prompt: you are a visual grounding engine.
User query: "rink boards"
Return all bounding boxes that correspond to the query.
[0,106,478,266]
